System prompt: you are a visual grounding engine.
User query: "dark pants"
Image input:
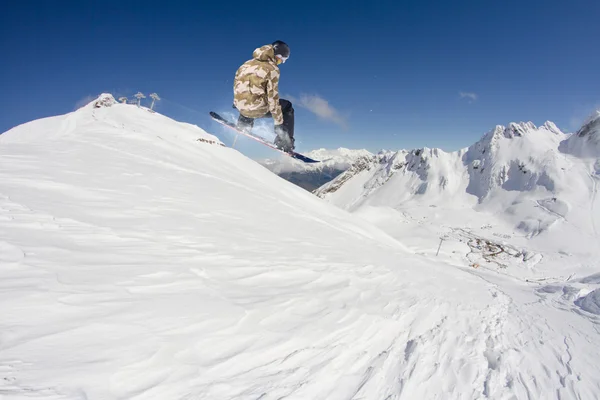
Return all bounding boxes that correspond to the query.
[237,99,295,141]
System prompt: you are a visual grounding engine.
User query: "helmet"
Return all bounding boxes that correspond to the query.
[272,40,290,59]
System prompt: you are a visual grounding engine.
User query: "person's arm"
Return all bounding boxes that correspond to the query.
[266,68,283,126]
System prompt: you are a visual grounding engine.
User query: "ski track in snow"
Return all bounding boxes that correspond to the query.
[1,97,600,399]
[535,200,566,222]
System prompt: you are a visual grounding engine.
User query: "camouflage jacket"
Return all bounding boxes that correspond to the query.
[233,45,283,125]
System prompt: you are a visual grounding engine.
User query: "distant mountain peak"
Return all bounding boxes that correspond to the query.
[560,110,600,157]
[542,121,562,135]
[488,122,536,139]
[576,110,600,138]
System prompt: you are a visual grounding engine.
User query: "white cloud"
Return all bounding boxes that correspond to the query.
[74,95,96,110]
[287,94,348,128]
[459,92,478,102]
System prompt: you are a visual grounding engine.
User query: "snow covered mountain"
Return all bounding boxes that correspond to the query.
[259,148,372,191]
[1,95,599,399]
[316,118,600,240]
[316,121,570,205]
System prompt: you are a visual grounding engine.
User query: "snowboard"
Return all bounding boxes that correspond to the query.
[209,111,321,163]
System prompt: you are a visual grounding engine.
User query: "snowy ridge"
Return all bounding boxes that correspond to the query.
[316,146,470,210]
[1,96,600,399]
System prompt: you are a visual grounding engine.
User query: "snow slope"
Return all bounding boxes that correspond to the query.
[259,148,373,192]
[1,95,600,399]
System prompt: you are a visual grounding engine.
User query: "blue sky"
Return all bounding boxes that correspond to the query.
[1,0,599,159]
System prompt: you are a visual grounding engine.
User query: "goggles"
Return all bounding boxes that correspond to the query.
[276,55,288,65]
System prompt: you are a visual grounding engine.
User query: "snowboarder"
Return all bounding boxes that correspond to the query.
[233,40,295,153]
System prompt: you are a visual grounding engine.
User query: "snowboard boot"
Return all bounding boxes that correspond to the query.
[274,134,294,153]
[237,115,254,133]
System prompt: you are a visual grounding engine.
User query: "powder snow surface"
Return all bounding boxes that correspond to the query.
[1,96,599,399]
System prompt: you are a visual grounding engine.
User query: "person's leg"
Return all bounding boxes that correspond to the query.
[279,99,295,142]
[273,99,295,151]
